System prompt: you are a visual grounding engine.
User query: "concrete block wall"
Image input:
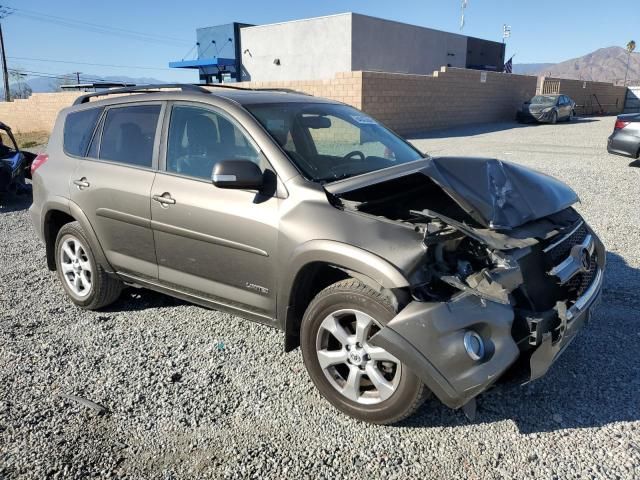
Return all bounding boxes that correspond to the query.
[360,67,537,134]
[0,92,85,134]
[539,77,627,115]
[0,69,541,137]
[236,71,364,109]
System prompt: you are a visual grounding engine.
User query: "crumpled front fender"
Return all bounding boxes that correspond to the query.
[369,294,519,409]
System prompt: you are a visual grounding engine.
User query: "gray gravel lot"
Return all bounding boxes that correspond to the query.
[1,116,639,479]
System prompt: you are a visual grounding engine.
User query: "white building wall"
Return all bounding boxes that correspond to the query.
[350,14,467,74]
[239,14,352,82]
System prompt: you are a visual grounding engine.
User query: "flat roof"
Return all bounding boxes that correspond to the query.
[239,12,495,43]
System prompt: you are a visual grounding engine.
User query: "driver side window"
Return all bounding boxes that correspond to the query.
[166,105,261,180]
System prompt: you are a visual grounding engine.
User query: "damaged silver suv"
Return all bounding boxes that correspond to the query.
[30,84,605,424]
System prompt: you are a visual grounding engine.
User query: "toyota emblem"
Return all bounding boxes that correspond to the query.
[580,248,591,271]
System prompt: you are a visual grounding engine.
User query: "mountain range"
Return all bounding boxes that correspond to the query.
[25,75,166,93]
[514,46,640,84]
[5,46,640,95]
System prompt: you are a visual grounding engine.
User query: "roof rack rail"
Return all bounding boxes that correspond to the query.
[196,83,256,91]
[72,83,210,105]
[198,83,311,96]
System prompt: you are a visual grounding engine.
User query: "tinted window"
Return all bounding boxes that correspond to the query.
[166,105,261,180]
[99,104,160,168]
[64,107,103,156]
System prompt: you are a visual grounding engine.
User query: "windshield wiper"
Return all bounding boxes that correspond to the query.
[318,172,355,184]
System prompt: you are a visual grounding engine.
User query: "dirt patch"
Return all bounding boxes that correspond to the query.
[14,131,49,150]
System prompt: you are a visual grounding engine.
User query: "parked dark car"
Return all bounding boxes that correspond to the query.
[0,122,36,199]
[30,84,605,424]
[607,113,640,159]
[517,94,576,124]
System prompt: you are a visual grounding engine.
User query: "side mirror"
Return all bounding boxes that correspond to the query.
[212,159,264,190]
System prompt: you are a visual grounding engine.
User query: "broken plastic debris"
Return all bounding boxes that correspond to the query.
[58,393,107,414]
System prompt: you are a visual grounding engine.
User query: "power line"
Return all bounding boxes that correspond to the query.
[8,55,176,72]
[0,4,191,46]
[9,68,112,83]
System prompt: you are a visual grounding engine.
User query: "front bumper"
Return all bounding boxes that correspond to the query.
[529,267,602,381]
[516,109,553,123]
[369,245,605,410]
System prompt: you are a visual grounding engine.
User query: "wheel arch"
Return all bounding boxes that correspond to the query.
[280,240,411,352]
[43,201,113,273]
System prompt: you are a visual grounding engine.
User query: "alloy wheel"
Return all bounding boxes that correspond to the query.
[315,309,402,405]
[59,236,93,298]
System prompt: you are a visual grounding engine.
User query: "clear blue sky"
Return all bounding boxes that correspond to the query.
[2,0,637,82]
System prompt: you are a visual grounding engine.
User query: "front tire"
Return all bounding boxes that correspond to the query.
[301,279,428,424]
[550,111,558,124]
[54,221,122,310]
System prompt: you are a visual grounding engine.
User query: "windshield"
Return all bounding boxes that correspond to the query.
[246,103,424,182]
[530,95,558,106]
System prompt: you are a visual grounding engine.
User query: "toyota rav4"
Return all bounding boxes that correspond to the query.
[30,84,605,424]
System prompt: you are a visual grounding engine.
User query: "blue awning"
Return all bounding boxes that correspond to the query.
[169,57,236,69]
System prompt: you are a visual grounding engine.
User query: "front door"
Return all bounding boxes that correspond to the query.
[70,102,163,280]
[558,96,570,120]
[150,103,279,319]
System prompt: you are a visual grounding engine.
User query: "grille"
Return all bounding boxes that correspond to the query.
[544,222,597,299]
[545,223,588,264]
[567,254,598,297]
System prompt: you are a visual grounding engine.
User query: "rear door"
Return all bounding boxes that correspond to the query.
[150,102,279,319]
[70,102,164,279]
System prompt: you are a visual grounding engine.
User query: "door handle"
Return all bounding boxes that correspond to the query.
[152,193,176,205]
[73,178,90,189]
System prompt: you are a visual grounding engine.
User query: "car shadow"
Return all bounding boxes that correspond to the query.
[0,190,32,213]
[406,121,531,139]
[103,287,188,313]
[628,159,640,168]
[397,251,640,433]
[405,118,600,140]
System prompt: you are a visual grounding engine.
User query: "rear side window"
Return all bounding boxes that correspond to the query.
[63,107,103,156]
[98,104,161,168]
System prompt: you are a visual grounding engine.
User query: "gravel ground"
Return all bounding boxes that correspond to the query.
[1,117,639,479]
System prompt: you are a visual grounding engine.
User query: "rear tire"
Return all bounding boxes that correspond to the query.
[301,279,429,424]
[54,221,122,310]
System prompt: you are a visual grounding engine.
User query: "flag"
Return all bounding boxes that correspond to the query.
[460,0,468,30]
[504,56,513,74]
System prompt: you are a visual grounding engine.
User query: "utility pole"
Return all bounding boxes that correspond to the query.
[0,7,13,102]
[74,71,82,85]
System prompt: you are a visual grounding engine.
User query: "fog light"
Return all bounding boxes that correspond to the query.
[463,331,485,361]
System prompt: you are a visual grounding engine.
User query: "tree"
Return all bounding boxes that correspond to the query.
[624,40,636,86]
[8,69,31,99]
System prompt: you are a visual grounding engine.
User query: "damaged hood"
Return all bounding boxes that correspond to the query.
[326,157,579,230]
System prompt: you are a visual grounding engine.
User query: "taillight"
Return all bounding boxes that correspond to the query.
[614,120,630,130]
[30,153,49,175]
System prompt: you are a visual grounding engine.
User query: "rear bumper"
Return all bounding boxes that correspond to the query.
[370,247,605,410]
[607,133,640,158]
